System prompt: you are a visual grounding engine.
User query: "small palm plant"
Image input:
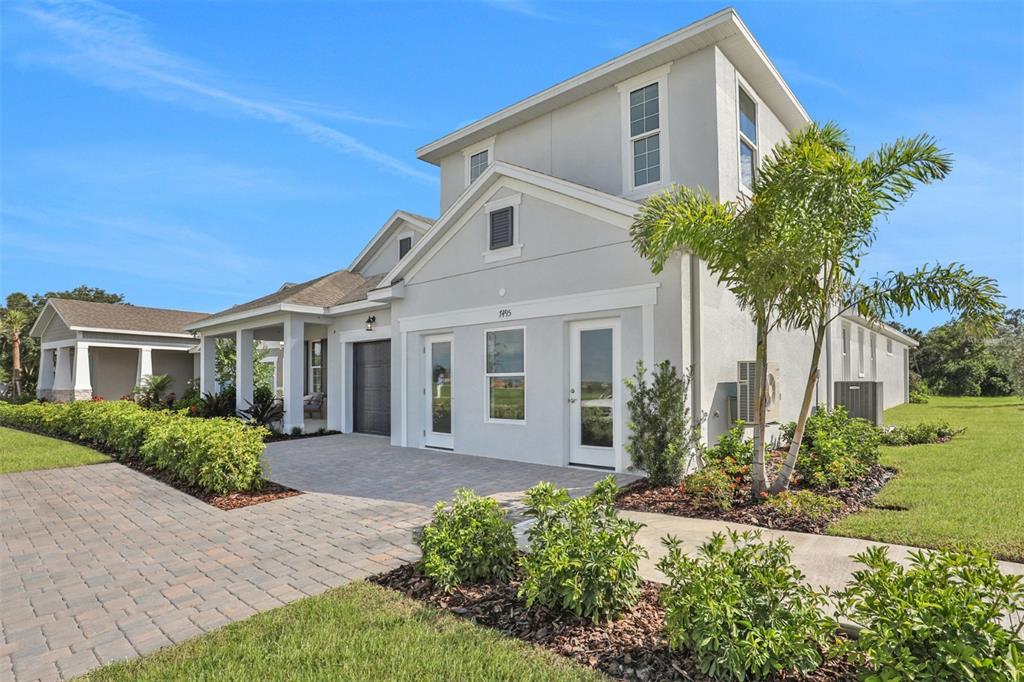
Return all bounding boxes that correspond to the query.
[0,308,28,397]
[135,373,174,409]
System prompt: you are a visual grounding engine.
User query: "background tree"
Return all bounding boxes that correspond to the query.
[0,287,126,395]
[214,338,275,393]
[990,309,1024,400]
[913,314,1015,397]
[0,309,29,396]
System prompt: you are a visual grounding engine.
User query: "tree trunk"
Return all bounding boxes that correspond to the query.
[11,332,21,397]
[769,320,827,494]
[750,317,769,501]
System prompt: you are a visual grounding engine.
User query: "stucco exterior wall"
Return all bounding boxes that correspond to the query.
[88,347,137,400]
[357,218,425,277]
[152,350,196,399]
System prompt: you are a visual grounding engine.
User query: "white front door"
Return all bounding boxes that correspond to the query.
[569,320,619,469]
[424,334,454,449]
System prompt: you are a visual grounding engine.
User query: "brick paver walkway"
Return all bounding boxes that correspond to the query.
[1,435,630,681]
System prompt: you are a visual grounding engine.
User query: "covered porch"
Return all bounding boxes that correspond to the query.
[197,314,333,434]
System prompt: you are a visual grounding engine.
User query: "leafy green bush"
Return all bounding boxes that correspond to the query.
[172,387,204,416]
[657,530,836,681]
[519,476,647,622]
[909,388,930,404]
[786,407,880,489]
[625,360,702,486]
[140,416,266,495]
[879,420,965,446]
[837,545,1024,681]
[704,422,752,479]
[764,490,843,521]
[683,466,735,510]
[0,400,265,494]
[417,488,516,592]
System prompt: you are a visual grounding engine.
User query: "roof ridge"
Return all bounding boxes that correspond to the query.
[49,298,207,317]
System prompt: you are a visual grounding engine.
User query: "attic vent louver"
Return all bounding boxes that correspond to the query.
[489,206,514,250]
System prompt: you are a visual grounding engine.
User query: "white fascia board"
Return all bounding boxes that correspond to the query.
[416,8,808,163]
[348,210,435,272]
[367,282,405,302]
[187,303,325,331]
[67,326,196,339]
[325,299,388,316]
[838,310,920,348]
[29,303,61,338]
[381,162,639,286]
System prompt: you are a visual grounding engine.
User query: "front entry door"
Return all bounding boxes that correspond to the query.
[424,335,454,449]
[569,320,618,469]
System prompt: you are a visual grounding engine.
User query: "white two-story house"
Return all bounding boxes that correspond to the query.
[183,8,915,471]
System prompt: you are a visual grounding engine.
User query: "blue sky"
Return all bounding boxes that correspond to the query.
[2,1,1021,330]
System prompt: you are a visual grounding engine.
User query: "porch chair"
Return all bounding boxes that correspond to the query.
[303,392,326,419]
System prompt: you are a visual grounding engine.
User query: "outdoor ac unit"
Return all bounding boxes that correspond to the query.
[736,361,781,424]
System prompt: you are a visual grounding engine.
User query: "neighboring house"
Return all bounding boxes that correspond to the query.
[32,299,206,402]
[175,8,917,471]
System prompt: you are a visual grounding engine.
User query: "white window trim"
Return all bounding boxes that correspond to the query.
[463,136,495,187]
[857,328,865,378]
[886,338,894,356]
[308,339,323,393]
[482,193,523,263]
[484,325,526,425]
[617,64,671,199]
[736,75,759,197]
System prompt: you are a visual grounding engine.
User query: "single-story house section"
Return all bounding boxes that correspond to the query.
[32,299,207,402]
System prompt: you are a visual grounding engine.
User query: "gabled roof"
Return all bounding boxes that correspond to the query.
[417,8,810,165]
[348,209,434,273]
[30,299,207,339]
[188,269,385,330]
[839,311,920,348]
[382,161,640,285]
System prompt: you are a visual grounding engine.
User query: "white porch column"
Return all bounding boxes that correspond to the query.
[53,347,73,392]
[282,316,305,433]
[73,343,92,400]
[136,346,154,386]
[235,329,254,414]
[326,335,343,432]
[37,348,55,399]
[199,335,217,395]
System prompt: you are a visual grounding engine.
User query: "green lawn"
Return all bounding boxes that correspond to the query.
[81,582,605,682]
[829,396,1024,561]
[0,426,110,474]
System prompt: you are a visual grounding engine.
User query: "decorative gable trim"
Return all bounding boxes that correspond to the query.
[348,210,434,273]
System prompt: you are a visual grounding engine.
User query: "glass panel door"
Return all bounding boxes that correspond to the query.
[569,321,617,469]
[424,335,454,449]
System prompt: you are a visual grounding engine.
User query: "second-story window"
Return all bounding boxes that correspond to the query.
[469,149,489,182]
[398,236,412,259]
[739,87,758,191]
[629,83,661,187]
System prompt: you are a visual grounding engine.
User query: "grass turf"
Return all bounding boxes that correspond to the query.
[80,581,605,681]
[829,396,1024,561]
[0,426,110,474]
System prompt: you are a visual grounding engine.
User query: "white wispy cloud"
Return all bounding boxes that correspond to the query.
[774,59,849,97]
[15,0,436,184]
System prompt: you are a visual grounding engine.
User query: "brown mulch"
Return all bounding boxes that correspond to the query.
[616,463,896,535]
[372,563,857,681]
[117,457,301,510]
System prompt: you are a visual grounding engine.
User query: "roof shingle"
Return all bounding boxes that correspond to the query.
[47,299,207,335]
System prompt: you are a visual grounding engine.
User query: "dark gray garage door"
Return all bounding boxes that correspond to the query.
[353,340,391,436]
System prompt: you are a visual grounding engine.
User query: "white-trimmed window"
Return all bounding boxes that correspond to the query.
[482,193,522,263]
[463,136,495,186]
[738,86,758,191]
[886,338,894,356]
[485,328,525,422]
[857,328,865,378]
[618,65,670,196]
[398,235,412,259]
[309,340,323,393]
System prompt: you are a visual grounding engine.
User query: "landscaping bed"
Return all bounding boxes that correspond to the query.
[372,563,857,682]
[616,457,896,535]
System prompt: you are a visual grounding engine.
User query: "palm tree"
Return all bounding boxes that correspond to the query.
[631,122,1002,501]
[1,309,29,397]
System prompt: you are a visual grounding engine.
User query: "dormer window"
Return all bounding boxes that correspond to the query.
[463,136,495,187]
[738,86,758,191]
[399,236,412,259]
[617,64,671,197]
[469,150,489,182]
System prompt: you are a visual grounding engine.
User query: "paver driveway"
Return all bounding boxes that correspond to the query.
[1,434,630,681]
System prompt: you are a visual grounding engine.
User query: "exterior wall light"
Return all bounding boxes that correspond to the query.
[365,315,376,332]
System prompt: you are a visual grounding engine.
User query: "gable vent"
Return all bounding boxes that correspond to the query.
[489,206,514,250]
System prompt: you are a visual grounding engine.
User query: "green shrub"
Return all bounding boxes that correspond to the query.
[140,416,265,495]
[519,476,647,622]
[0,400,265,494]
[683,466,735,510]
[704,422,752,480]
[909,388,930,404]
[879,420,965,446]
[764,490,843,521]
[172,388,204,416]
[786,407,880,489]
[837,545,1024,681]
[657,530,836,681]
[417,488,516,592]
[625,360,702,486]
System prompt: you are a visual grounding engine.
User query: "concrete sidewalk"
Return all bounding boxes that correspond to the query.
[623,511,1024,592]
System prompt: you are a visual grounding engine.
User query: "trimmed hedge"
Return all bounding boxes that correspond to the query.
[0,400,266,494]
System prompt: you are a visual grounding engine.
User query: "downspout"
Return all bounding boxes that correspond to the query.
[689,253,703,435]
